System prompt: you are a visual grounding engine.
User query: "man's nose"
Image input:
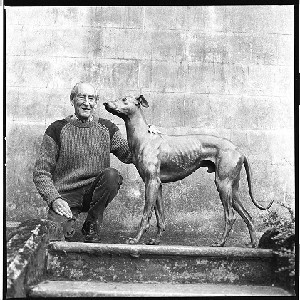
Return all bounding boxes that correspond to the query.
[82,95,92,105]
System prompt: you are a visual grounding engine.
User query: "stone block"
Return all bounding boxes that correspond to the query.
[277,97,294,129]
[226,34,253,65]
[267,130,294,165]
[186,62,226,94]
[124,6,144,29]
[86,59,139,91]
[149,93,185,128]
[6,25,26,56]
[231,96,291,131]
[7,88,70,123]
[43,58,139,92]
[6,56,54,88]
[50,7,92,27]
[6,7,55,26]
[183,94,214,128]
[185,6,205,30]
[246,130,274,161]
[225,6,277,34]
[150,31,185,62]
[101,28,151,60]
[229,130,249,152]
[223,64,248,95]
[277,34,294,66]
[7,26,53,57]
[6,122,47,221]
[208,94,242,130]
[186,32,229,63]
[201,6,227,33]
[93,6,143,29]
[150,61,188,93]
[6,88,19,119]
[227,33,278,65]
[274,66,294,97]
[251,34,278,65]
[139,62,152,90]
[246,160,294,207]
[247,129,294,165]
[9,7,92,27]
[49,27,104,58]
[273,6,294,34]
[144,6,188,30]
[93,6,124,27]
[246,65,276,96]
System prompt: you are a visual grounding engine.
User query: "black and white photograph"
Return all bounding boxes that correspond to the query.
[5,5,296,297]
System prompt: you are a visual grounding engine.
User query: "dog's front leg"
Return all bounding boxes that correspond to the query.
[147,183,165,245]
[127,176,161,244]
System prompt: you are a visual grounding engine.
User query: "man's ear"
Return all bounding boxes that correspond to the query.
[136,95,149,108]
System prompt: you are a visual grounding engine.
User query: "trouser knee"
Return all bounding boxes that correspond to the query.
[82,168,123,214]
[97,167,123,192]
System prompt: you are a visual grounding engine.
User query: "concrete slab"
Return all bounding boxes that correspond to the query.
[29,280,292,297]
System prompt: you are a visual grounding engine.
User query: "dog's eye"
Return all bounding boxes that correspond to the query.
[122,98,127,104]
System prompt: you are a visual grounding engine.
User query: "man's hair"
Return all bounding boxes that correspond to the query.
[70,82,99,102]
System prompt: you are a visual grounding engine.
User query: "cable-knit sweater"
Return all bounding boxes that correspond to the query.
[33,115,132,206]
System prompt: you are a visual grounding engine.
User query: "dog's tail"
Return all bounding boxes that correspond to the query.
[243,156,274,210]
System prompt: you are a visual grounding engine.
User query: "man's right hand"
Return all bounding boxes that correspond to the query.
[52,198,73,219]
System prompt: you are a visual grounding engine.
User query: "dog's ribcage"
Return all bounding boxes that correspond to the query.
[156,134,227,182]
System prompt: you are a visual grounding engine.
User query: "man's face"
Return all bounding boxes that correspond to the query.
[72,83,97,120]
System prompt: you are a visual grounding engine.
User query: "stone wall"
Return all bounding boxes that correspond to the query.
[6,6,294,245]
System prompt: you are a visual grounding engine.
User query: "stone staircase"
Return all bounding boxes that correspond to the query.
[28,241,291,297]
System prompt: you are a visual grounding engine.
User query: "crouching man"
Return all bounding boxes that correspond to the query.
[33,82,132,243]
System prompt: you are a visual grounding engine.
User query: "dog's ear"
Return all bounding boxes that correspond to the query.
[136,95,149,108]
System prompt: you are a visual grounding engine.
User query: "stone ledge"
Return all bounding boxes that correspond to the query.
[50,241,274,258]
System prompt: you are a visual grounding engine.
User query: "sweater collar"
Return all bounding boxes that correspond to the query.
[67,115,99,128]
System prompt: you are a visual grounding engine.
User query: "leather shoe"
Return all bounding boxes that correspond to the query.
[81,220,101,243]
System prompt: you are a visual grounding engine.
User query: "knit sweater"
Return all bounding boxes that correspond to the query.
[33,115,132,206]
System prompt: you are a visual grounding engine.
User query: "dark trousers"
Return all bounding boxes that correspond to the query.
[48,167,123,237]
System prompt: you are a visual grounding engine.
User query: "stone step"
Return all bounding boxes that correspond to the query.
[29,280,292,297]
[46,242,277,285]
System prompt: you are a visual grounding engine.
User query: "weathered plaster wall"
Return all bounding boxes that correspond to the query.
[6,6,294,245]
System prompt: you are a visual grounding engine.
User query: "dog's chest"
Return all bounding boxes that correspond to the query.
[132,143,161,178]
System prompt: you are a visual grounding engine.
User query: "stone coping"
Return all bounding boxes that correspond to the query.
[50,241,274,258]
[6,218,63,298]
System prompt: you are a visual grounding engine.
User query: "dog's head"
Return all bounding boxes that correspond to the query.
[104,95,149,119]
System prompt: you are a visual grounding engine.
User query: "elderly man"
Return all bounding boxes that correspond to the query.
[33,82,132,242]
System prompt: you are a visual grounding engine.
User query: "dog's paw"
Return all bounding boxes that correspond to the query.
[126,237,138,244]
[146,238,160,245]
[211,241,224,247]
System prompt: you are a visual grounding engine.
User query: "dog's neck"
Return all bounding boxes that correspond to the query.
[125,108,149,150]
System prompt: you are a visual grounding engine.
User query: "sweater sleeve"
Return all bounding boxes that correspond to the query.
[111,130,133,164]
[33,133,61,206]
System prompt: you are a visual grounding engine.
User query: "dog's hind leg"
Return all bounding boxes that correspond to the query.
[212,177,236,247]
[232,177,258,248]
[147,183,165,245]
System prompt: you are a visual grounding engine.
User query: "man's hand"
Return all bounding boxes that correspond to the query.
[52,198,73,219]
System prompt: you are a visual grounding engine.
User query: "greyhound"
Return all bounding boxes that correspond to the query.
[104,95,273,247]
